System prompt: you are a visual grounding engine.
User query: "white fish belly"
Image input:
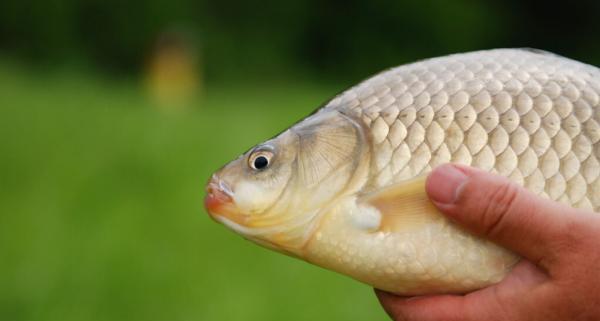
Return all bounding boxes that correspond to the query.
[306,197,516,294]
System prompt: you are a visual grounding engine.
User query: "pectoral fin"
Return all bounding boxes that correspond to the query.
[361,176,443,233]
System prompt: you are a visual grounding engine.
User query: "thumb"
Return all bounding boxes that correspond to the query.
[426,164,577,267]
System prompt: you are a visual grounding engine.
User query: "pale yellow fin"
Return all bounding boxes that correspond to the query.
[361,176,443,232]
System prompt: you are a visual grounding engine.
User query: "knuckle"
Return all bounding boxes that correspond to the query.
[543,210,596,268]
[552,219,589,257]
[478,179,520,238]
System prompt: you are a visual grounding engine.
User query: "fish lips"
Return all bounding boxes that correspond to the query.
[204,175,243,223]
[205,175,231,209]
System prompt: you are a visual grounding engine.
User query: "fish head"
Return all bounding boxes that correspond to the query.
[205,130,297,226]
[205,111,368,255]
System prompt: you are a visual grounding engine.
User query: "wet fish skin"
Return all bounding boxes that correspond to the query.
[205,49,600,295]
[324,49,600,209]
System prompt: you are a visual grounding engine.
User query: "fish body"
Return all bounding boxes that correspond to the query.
[205,49,600,295]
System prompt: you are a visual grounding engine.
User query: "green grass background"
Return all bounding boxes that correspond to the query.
[0,64,389,321]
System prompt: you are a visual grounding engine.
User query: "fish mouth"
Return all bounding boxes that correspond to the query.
[204,175,246,224]
[205,175,232,213]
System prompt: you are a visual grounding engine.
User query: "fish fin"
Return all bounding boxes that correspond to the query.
[361,176,443,232]
[515,47,561,57]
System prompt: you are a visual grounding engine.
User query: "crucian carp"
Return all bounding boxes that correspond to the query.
[205,49,600,295]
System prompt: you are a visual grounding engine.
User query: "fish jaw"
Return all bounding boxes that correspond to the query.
[204,174,247,224]
[204,172,328,256]
[205,175,229,213]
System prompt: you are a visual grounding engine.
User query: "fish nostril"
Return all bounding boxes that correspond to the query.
[207,174,220,193]
[206,175,234,200]
[218,180,234,197]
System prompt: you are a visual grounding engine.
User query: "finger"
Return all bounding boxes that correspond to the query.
[375,289,402,320]
[374,289,478,321]
[374,262,550,321]
[425,163,577,266]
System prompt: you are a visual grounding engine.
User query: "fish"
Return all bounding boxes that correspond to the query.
[204,49,600,295]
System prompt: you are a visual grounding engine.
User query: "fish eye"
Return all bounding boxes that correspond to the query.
[254,156,269,169]
[249,150,273,171]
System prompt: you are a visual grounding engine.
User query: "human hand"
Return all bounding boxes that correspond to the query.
[375,163,600,321]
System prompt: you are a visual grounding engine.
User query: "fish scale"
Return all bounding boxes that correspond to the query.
[324,49,600,211]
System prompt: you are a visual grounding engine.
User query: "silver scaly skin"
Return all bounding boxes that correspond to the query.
[324,49,599,207]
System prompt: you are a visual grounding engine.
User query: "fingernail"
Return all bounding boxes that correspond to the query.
[427,164,468,204]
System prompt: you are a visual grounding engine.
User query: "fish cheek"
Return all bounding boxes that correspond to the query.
[233,161,293,215]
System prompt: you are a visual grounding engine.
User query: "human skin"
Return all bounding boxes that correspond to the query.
[375,163,600,321]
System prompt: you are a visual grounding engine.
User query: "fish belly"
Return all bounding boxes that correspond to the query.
[305,197,515,294]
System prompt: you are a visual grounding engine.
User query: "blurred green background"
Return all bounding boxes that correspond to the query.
[0,1,599,320]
